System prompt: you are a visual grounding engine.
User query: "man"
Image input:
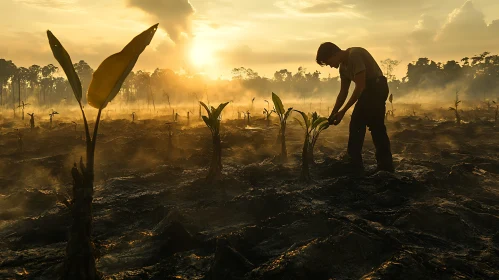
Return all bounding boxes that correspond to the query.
[316,42,394,173]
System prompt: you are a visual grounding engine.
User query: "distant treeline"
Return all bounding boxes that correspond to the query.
[1,52,498,108]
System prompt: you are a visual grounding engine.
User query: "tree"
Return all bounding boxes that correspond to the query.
[0,59,17,106]
[15,67,30,110]
[380,58,400,81]
[28,65,42,102]
[73,60,94,104]
[41,64,58,105]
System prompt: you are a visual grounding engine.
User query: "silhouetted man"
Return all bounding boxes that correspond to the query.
[316,42,394,173]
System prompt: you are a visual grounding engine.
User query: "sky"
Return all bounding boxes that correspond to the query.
[1,0,499,80]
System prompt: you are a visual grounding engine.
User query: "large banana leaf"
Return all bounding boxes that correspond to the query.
[283,108,293,121]
[294,117,305,129]
[213,102,229,120]
[202,116,211,129]
[272,92,285,115]
[87,24,158,109]
[294,110,310,130]
[317,120,329,132]
[46,31,82,103]
[312,117,327,129]
[200,101,211,117]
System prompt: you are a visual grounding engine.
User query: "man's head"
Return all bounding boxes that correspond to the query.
[316,42,342,68]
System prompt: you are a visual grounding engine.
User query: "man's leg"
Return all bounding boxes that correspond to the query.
[367,83,394,172]
[347,103,366,169]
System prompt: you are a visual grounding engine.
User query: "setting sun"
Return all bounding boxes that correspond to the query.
[190,42,215,67]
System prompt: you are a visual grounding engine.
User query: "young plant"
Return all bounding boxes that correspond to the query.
[131,112,136,123]
[263,108,273,127]
[272,92,293,162]
[18,101,30,120]
[27,113,35,130]
[200,101,229,182]
[294,111,329,181]
[49,110,59,128]
[48,23,158,280]
[246,110,251,126]
[388,93,395,117]
[449,90,461,125]
[165,122,174,159]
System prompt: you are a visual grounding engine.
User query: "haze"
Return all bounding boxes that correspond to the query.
[1,0,499,80]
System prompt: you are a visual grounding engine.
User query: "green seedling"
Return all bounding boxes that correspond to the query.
[272,92,293,163]
[49,110,59,129]
[263,108,274,127]
[246,110,251,125]
[165,122,174,159]
[449,90,461,125]
[200,101,229,182]
[294,111,329,181]
[48,23,157,280]
[17,101,30,120]
[388,94,395,118]
[27,113,35,130]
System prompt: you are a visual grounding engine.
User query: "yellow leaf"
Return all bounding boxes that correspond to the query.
[87,24,158,109]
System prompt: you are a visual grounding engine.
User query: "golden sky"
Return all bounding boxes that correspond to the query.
[1,0,499,80]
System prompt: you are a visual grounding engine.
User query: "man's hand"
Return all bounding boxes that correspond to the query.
[328,110,346,125]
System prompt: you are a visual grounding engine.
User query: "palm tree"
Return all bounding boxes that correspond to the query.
[41,64,58,105]
[0,59,17,106]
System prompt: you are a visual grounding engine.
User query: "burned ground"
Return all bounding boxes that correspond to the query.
[0,112,498,279]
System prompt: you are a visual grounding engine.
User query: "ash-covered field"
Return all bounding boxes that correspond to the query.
[1,110,499,280]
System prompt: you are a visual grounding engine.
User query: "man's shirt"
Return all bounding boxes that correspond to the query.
[339,47,383,81]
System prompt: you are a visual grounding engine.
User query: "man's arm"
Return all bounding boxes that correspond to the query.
[338,70,366,113]
[331,77,351,115]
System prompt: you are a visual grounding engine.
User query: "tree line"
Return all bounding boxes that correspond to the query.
[1,51,498,110]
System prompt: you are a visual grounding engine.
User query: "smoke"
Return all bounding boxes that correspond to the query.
[127,0,195,44]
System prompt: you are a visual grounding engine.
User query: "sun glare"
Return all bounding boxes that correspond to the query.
[190,42,215,67]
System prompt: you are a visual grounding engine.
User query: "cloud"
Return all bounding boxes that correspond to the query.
[127,0,195,44]
[276,0,434,18]
[300,1,346,14]
[14,0,77,8]
[410,0,499,58]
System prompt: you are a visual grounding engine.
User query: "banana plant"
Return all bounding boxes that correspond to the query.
[263,108,273,127]
[27,113,35,130]
[200,101,229,182]
[47,23,158,280]
[272,92,293,163]
[294,111,329,181]
[449,90,461,125]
